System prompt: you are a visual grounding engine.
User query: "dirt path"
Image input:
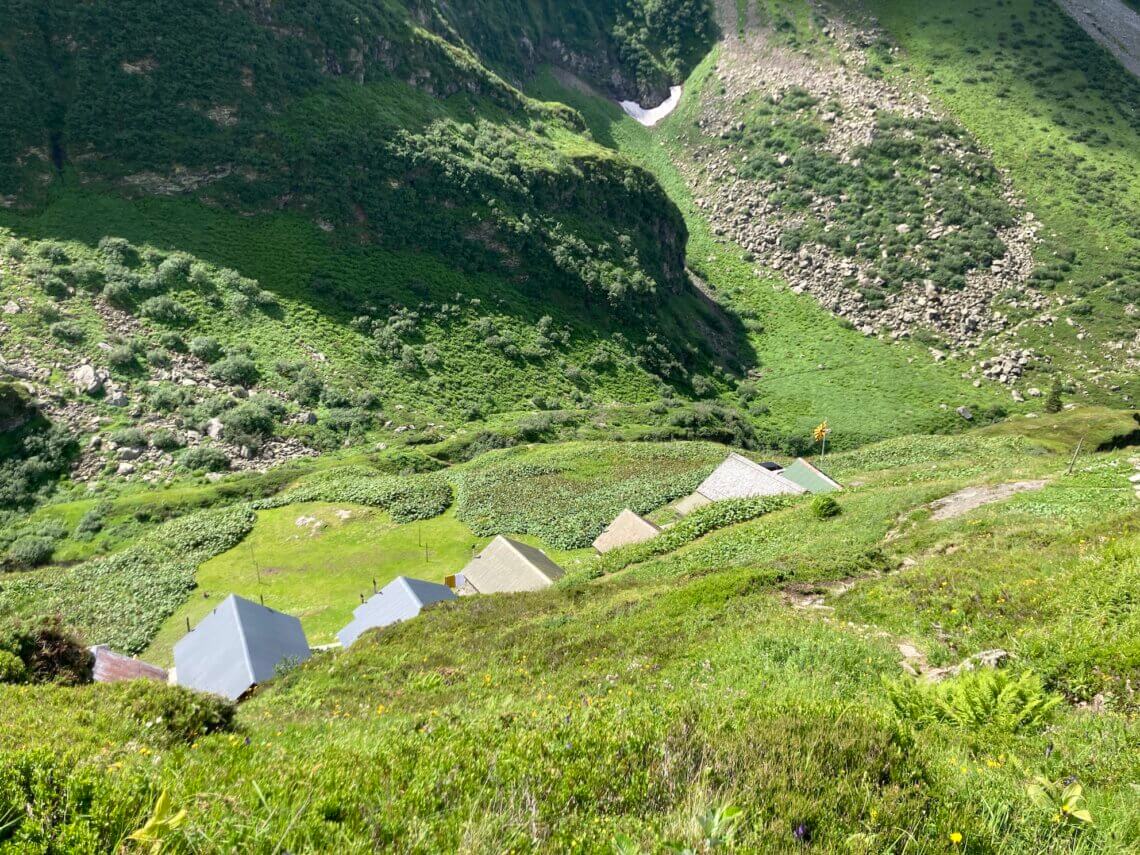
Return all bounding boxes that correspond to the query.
[1055,0,1140,80]
[929,480,1048,521]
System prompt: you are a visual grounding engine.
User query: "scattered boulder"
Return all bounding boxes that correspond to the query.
[205,417,224,440]
[956,406,973,421]
[71,364,106,396]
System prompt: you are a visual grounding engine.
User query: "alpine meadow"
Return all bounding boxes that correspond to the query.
[1,0,1140,852]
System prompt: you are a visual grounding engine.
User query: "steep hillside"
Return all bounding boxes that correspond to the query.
[3,409,1139,850]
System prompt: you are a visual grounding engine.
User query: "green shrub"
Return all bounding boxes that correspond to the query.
[211,355,259,387]
[884,669,1059,733]
[189,336,224,363]
[109,427,147,448]
[0,616,91,685]
[159,331,187,352]
[180,445,230,473]
[121,681,235,746]
[107,344,139,371]
[140,295,193,325]
[49,320,85,343]
[146,348,172,367]
[97,237,134,266]
[75,505,108,537]
[5,535,56,569]
[69,261,104,292]
[0,650,27,684]
[34,241,70,265]
[810,495,841,519]
[149,429,184,451]
[221,402,276,447]
[1043,382,1063,414]
[101,279,135,308]
[148,385,187,412]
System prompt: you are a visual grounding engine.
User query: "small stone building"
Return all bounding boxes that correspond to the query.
[459,536,565,594]
[592,509,661,554]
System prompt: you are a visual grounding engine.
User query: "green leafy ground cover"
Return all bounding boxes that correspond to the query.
[3,410,1139,851]
[453,440,725,548]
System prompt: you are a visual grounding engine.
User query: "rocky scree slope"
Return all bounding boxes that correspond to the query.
[684,0,1041,362]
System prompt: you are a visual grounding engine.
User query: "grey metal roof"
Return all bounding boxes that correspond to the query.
[696,453,806,501]
[337,576,456,648]
[460,536,565,593]
[174,594,311,701]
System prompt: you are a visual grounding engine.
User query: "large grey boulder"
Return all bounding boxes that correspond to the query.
[71,364,105,395]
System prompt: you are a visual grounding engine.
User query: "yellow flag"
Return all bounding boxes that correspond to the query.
[813,420,830,443]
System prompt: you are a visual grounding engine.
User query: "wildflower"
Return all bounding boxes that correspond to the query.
[376,704,386,715]
[793,823,811,843]
[950,831,963,844]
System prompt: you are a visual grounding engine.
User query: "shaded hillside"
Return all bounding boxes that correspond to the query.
[0,0,715,312]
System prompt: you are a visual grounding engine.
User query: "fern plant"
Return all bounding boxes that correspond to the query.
[884,669,1060,733]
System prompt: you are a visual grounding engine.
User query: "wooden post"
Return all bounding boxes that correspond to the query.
[1067,435,1086,476]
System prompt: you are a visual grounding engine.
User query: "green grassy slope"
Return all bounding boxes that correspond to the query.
[3,408,1139,851]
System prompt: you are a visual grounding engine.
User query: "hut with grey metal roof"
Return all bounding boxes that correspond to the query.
[459,536,565,594]
[174,594,311,701]
[338,576,456,648]
[592,509,661,554]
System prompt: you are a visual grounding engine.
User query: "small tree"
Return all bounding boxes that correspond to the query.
[1043,381,1063,414]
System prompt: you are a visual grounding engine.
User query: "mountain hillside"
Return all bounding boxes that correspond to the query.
[3,0,1140,851]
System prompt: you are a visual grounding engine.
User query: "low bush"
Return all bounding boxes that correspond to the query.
[211,355,260,387]
[221,402,276,448]
[149,429,184,451]
[810,495,841,519]
[109,427,147,448]
[49,320,85,343]
[5,535,56,569]
[189,336,224,363]
[0,650,27,684]
[107,344,139,371]
[180,445,230,473]
[121,681,235,746]
[0,616,91,685]
[139,295,193,325]
[75,505,109,537]
[884,669,1059,733]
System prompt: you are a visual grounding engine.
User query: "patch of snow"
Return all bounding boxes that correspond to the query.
[619,86,683,127]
